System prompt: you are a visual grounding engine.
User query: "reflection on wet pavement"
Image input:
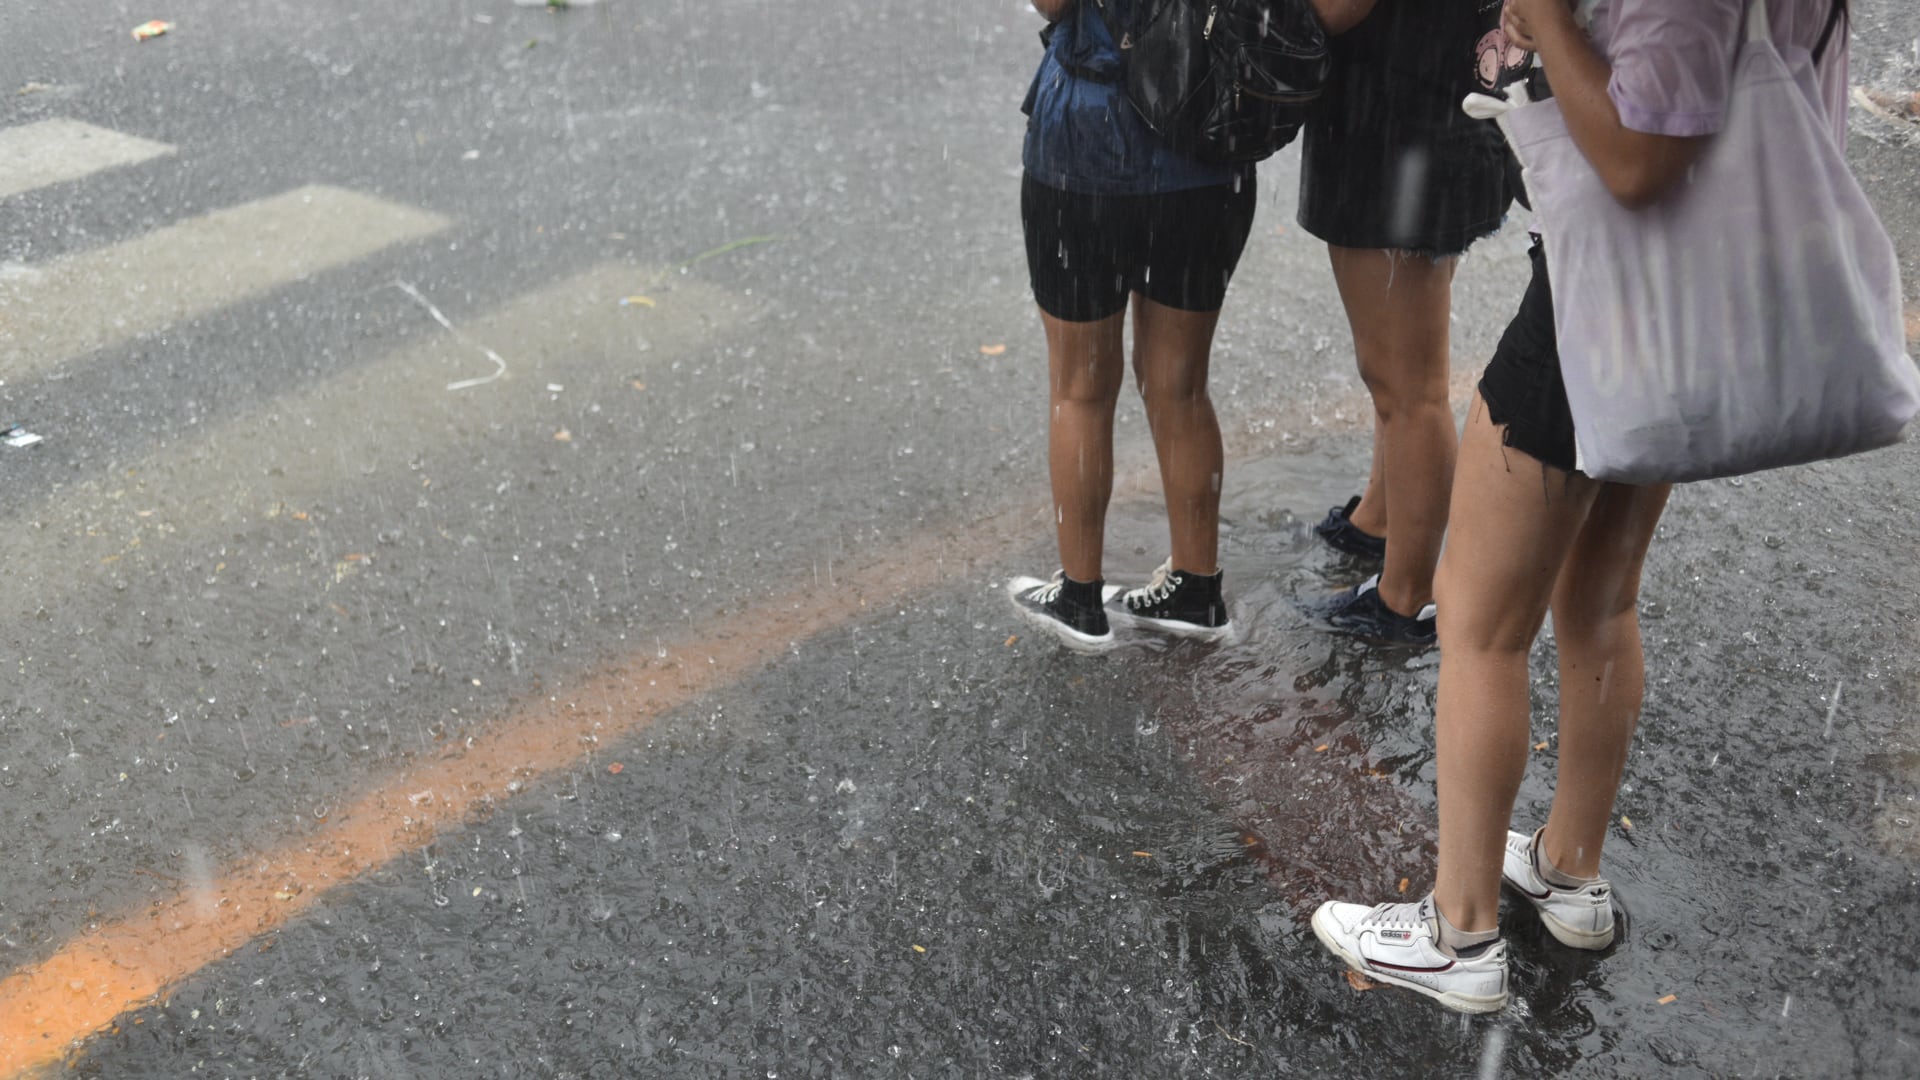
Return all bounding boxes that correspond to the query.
[30,447,1920,1078]
[3,0,1918,1074]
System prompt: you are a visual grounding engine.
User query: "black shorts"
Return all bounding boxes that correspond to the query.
[1478,241,1577,473]
[1295,3,1515,256]
[1022,173,1257,323]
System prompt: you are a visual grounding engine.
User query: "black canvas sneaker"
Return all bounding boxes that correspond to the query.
[1007,571,1115,653]
[1116,558,1233,641]
[1321,574,1437,646]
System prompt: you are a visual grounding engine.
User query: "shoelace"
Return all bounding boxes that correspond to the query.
[1030,572,1066,605]
[1126,560,1180,609]
[1359,900,1428,932]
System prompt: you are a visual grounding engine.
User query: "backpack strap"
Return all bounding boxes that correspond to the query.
[1043,0,1125,85]
[1811,0,1846,65]
[1089,0,1133,62]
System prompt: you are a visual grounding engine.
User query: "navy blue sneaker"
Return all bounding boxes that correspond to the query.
[1322,574,1436,646]
[1008,571,1116,654]
[1315,495,1386,561]
[1115,558,1233,641]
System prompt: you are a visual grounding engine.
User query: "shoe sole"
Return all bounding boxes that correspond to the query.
[1006,577,1120,655]
[1310,906,1509,1015]
[1323,624,1436,648]
[1499,877,1616,951]
[1319,614,1436,649]
[1115,612,1237,643]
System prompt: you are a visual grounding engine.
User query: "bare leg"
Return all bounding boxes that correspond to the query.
[1327,246,1459,614]
[1540,482,1671,878]
[1349,425,1389,538]
[1041,307,1128,583]
[1130,295,1224,576]
[1430,397,1599,933]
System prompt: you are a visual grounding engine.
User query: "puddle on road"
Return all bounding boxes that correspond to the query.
[52,448,1920,1078]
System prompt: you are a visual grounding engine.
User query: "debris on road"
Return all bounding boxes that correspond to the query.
[392,280,511,391]
[2,423,44,448]
[1344,970,1380,992]
[979,343,1007,356]
[619,295,656,308]
[1855,86,1920,124]
[676,234,780,274]
[131,20,172,42]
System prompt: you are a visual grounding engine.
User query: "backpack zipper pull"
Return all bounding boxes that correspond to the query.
[1205,4,1218,38]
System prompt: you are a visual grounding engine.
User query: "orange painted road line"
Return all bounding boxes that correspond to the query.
[0,509,1029,1076]
[0,363,1391,1074]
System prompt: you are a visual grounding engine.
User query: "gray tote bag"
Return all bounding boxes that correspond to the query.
[1493,0,1920,484]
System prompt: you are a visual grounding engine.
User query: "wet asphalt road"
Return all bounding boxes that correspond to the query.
[2,0,1920,1076]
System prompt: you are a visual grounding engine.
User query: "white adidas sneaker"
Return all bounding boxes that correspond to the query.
[1501,828,1616,950]
[1310,894,1509,1014]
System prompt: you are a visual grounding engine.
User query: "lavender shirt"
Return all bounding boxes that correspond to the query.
[1588,0,1849,145]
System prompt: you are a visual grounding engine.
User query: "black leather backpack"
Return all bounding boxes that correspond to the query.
[1094,0,1331,165]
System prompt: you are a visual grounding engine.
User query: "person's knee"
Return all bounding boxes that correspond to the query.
[1132,349,1210,407]
[1435,554,1543,655]
[1135,372,1209,413]
[1356,363,1397,416]
[1552,574,1641,652]
[1356,355,1449,417]
[1052,362,1124,406]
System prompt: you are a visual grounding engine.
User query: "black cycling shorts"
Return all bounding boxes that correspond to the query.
[1021,173,1257,323]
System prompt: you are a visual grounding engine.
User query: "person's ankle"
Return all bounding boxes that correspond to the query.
[1057,572,1103,602]
[1347,497,1386,536]
[1433,897,1499,959]
[1376,578,1432,619]
[1537,829,1600,887]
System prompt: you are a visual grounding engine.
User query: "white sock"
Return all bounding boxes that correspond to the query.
[1434,901,1499,958]
[1534,829,1598,889]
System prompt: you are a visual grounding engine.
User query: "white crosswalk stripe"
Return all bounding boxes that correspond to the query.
[0,116,746,613]
[0,183,451,382]
[0,264,747,610]
[0,118,175,200]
